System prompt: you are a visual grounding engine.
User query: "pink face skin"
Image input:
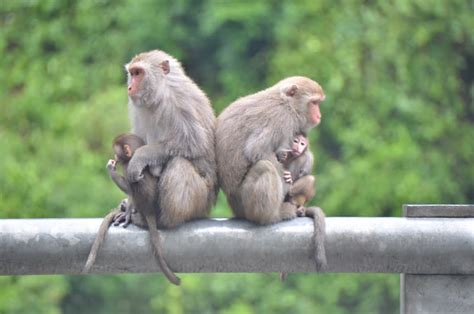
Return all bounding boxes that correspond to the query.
[291,135,308,156]
[308,98,322,126]
[127,66,144,97]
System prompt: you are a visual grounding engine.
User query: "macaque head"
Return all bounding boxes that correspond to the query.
[125,50,179,107]
[112,133,145,164]
[291,134,308,157]
[279,76,325,129]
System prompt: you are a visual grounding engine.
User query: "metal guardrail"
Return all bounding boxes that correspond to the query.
[2,204,474,313]
[1,208,473,276]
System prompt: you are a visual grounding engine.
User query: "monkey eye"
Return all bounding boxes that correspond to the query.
[130,68,142,76]
[293,139,298,143]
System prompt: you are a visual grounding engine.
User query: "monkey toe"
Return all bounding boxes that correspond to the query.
[296,206,305,217]
[112,211,131,227]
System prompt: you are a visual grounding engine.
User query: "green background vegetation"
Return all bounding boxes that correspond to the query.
[1,0,473,313]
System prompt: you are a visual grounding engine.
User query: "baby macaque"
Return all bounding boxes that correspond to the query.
[83,133,180,285]
[277,134,316,214]
[277,134,317,282]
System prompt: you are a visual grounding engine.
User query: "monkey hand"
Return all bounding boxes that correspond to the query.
[149,165,163,177]
[107,159,116,171]
[126,158,146,182]
[283,171,293,184]
[276,151,288,162]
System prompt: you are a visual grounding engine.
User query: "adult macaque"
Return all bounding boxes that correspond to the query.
[216,76,327,270]
[113,49,218,229]
[83,133,180,285]
[277,134,316,214]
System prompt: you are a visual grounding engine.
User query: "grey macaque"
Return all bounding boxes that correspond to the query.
[83,133,180,285]
[216,76,327,270]
[113,49,218,229]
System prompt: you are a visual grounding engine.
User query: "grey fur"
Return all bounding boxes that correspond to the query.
[216,76,327,270]
[278,135,316,204]
[84,134,180,285]
[125,50,217,228]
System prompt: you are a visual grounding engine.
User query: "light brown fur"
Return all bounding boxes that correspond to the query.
[216,76,327,270]
[83,133,180,285]
[116,49,217,228]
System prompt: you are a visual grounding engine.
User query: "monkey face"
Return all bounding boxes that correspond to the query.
[291,135,307,156]
[127,66,145,97]
[307,98,323,126]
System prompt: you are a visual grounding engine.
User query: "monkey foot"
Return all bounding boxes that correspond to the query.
[296,206,305,217]
[113,210,132,228]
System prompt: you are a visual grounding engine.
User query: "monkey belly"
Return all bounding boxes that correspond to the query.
[157,157,211,228]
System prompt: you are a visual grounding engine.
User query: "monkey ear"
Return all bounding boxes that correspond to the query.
[160,60,170,75]
[282,84,298,97]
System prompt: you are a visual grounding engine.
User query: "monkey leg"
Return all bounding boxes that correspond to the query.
[289,175,315,205]
[240,160,298,225]
[113,199,141,228]
[305,206,327,271]
[287,175,316,216]
[157,157,211,228]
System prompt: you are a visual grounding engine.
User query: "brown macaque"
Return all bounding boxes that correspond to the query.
[216,76,327,270]
[277,134,316,213]
[113,49,217,230]
[83,133,180,285]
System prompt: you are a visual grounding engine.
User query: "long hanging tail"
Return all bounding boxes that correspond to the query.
[82,209,120,274]
[305,206,327,271]
[144,215,181,285]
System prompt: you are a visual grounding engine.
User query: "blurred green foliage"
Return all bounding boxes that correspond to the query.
[0,0,473,313]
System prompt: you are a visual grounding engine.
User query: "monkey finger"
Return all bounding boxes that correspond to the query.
[106,160,116,169]
[121,214,132,228]
[113,212,127,226]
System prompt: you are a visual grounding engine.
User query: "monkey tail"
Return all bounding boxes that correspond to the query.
[305,206,327,271]
[144,214,181,285]
[82,209,120,274]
